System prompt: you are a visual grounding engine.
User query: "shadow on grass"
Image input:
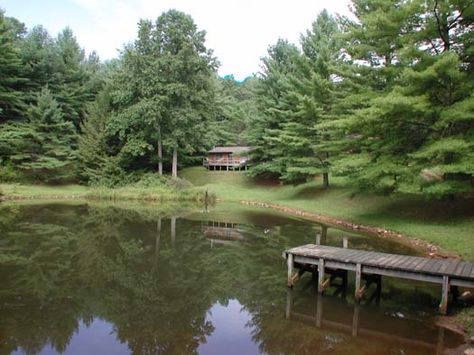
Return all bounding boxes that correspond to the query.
[360,196,474,222]
[290,185,336,199]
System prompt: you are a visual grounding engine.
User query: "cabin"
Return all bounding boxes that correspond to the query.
[203,146,251,171]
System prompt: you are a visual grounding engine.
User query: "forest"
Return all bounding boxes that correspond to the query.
[0,0,473,198]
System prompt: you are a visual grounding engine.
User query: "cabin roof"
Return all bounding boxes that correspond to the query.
[208,146,251,154]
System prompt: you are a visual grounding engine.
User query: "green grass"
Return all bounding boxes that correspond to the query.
[459,307,474,338]
[86,184,207,202]
[181,167,474,260]
[0,181,210,203]
[0,183,88,198]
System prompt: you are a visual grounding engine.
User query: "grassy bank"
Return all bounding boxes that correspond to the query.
[0,180,210,203]
[181,167,474,261]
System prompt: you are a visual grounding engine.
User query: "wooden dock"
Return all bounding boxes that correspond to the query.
[283,244,474,314]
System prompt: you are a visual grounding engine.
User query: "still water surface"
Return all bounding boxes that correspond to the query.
[0,202,465,354]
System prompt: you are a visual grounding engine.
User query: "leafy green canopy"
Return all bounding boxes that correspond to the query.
[102,10,218,176]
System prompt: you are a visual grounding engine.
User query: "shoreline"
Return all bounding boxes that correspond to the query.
[1,192,457,259]
[239,200,458,259]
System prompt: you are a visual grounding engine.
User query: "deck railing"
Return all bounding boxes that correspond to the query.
[203,158,248,166]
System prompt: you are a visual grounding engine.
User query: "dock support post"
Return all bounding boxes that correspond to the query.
[343,237,348,249]
[355,263,365,302]
[316,233,321,245]
[316,294,322,327]
[439,276,450,315]
[285,288,292,320]
[352,304,360,336]
[318,259,328,293]
[287,253,294,288]
[436,326,445,355]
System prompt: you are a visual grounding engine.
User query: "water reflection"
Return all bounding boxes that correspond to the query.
[0,203,465,354]
[202,221,245,242]
[11,319,130,355]
[198,300,260,355]
[285,290,458,354]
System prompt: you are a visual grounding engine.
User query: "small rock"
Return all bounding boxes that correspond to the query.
[470,336,474,344]
[464,348,474,355]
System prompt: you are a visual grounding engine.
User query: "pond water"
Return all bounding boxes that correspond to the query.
[0,202,466,354]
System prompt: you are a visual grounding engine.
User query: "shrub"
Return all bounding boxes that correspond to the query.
[0,163,23,183]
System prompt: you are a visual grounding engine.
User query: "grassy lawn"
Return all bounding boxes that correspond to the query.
[0,183,88,198]
[181,167,474,260]
[0,181,207,203]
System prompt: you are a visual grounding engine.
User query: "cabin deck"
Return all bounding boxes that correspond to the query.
[203,158,249,170]
[283,244,474,314]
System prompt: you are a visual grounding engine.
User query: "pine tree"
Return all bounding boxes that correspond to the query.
[281,10,342,187]
[0,11,26,122]
[0,89,77,182]
[335,0,474,196]
[77,89,120,185]
[249,39,301,179]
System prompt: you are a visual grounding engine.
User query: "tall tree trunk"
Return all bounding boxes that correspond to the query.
[172,146,178,178]
[157,126,163,175]
[322,152,329,189]
[323,172,329,189]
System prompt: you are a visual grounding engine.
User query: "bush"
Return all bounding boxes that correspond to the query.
[167,177,193,190]
[132,173,168,188]
[0,163,23,183]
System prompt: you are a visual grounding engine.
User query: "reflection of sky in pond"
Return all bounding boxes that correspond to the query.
[11,301,259,355]
[198,299,260,355]
[12,319,128,355]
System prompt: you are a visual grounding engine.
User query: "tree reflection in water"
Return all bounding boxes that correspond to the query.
[0,203,465,354]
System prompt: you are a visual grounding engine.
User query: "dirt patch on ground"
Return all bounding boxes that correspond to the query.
[240,200,459,259]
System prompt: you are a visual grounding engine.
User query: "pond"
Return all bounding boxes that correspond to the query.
[0,202,466,354]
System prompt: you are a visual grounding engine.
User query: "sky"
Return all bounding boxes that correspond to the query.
[2,0,352,80]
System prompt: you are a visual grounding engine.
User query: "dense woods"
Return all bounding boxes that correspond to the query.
[0,0,472,197]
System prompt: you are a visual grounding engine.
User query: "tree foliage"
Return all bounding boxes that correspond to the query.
[0,88,76,181]
[0,3,472,197]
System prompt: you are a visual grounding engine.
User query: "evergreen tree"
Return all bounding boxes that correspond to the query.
[77,88,123,185]
[249,39,301,179]
[0,10,26,122]
[280,10,342,187]
[335,0,474,196]
[54,28,92,128]
[211,75,259,146]
[250,12,343,188]
[0,88,77,182]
